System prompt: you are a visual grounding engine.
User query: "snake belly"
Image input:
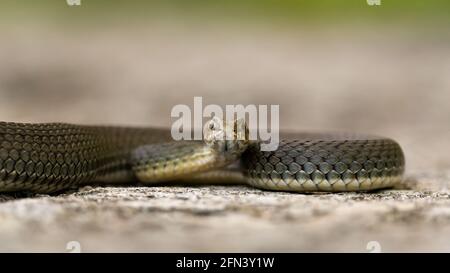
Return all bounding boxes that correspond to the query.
[0,122,405,193]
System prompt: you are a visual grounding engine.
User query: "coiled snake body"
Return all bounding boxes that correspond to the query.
[0,120,405,193]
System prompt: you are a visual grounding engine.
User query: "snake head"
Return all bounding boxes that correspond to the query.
[203,117,249,160]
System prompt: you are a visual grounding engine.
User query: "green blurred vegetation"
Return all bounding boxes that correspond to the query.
[0,0,449,27]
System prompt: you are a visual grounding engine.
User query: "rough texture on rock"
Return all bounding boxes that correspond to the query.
[0,171,449,252]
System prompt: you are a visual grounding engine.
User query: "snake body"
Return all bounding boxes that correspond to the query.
[0,121,405,193]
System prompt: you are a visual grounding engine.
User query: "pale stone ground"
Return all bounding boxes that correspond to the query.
[0,24,449,252]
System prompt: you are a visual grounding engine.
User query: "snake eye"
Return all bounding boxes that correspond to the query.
[207,116,223,132]
[203,117,226,146]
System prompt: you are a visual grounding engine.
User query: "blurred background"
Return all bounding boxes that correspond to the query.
[0,0,449,173]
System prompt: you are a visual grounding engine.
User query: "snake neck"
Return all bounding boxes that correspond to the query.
[130,141,239,183]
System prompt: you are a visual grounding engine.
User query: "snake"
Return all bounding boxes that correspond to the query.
[0,118,405,193]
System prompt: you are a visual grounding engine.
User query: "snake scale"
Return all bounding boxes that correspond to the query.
[0,119,405,193]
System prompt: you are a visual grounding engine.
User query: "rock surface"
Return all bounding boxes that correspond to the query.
[0,170,449,252]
